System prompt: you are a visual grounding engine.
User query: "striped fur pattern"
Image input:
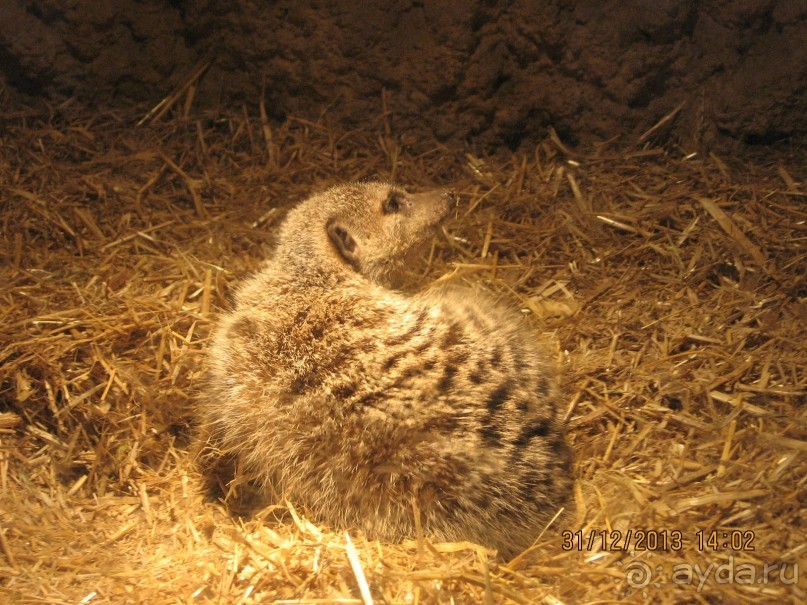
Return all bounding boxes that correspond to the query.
[201,182,573,557]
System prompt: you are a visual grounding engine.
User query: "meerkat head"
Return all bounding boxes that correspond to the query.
[326,183,454,282]
[280,182,453,283]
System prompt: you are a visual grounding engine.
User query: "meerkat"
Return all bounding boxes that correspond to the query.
[200,182,573,557]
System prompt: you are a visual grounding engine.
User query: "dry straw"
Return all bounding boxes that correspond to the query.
[0,96,804,604]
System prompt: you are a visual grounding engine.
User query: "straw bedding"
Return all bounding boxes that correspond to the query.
[0,100,804,604]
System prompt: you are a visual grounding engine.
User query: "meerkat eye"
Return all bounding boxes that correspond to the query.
[382,191,402,214]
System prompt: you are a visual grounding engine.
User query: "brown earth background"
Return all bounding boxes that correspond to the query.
[1,0,805,151]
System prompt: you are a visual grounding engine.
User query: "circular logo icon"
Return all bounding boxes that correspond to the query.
[625,560,653,589]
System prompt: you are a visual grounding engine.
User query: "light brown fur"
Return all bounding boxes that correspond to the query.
[200,182,573,557]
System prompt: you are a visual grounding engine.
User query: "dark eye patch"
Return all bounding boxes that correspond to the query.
[383,191,403,214]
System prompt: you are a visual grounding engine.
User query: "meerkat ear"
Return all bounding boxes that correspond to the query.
[327,220,361,267]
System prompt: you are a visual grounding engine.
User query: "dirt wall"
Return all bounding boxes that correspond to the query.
[1,0,805,149]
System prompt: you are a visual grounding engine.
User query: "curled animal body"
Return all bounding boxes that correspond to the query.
[200,182,573,557]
